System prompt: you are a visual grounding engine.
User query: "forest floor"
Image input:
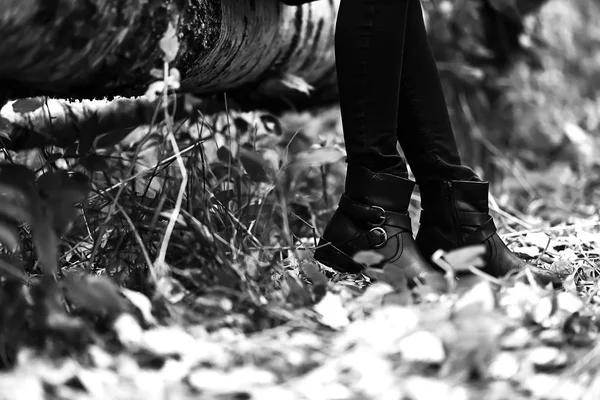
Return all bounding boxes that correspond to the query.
[1,102,600,400]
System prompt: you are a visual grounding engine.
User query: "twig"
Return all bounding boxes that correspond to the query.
[501,221,600,239]
[534,235,552,267]
[88,140,203,202]
[154,61,187,279]
[488,197,534,229]
[113,202,155,280]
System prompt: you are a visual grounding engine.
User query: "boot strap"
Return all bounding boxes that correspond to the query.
[339,195,413,249]
[463,217,497,245]
[420,210,497,244]
[339,194,386,227]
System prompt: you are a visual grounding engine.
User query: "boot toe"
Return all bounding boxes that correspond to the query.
[484,233,566,285]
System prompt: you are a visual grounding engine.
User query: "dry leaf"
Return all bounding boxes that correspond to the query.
[441,245,486,271]
[556,291,584,314]
[538,329,564,346]
[522,374,585,400]
[525,232,551,249]
[532,295,554,326]
[314,292,350,330]
[113,313,143,349]
[453,280,497,314]
[141,327,197,357]
[353,250,385,267]
[398,330,446,364]
[528,347,568,370]
[501,327,533,350]
[513,246,541,258]
[403,376,469,400]
[121,288,157,325]
[488,352,520,380]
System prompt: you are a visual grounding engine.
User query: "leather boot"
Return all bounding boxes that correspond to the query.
[416,180,552,280]
[314,164,434,279]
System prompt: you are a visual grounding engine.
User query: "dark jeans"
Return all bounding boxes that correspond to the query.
[335,0,479,183]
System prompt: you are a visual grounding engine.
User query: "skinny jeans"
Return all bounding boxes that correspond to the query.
[335,0,479,182]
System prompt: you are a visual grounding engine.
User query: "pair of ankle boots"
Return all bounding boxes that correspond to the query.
[314,164,541,284]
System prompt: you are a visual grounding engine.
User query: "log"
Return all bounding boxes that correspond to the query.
[0,0,554,154]
[0,0,338,106]
[0,0,549,106]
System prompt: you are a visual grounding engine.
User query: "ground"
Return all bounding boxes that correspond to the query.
[1,0,600,397]
[0,99,599,400]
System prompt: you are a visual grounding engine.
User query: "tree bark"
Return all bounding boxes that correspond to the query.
[0,0,338,105]
[0,0,551,116]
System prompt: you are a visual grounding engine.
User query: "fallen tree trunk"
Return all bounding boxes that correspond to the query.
[0,0,553,154]
[0,0,550,107]
[0,0,338,105]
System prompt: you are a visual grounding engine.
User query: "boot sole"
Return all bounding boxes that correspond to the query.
[314,242,363,274]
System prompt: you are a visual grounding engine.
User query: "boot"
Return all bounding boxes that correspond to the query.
[416,180,551,280]
[314,164,433,280]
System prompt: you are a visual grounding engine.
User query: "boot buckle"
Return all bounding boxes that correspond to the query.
[370,206,386,227]
[369,227,388,249]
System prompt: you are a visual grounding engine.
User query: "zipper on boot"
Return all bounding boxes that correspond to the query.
[444,181,463,247]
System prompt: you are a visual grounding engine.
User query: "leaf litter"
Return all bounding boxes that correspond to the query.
[1,218,600,400]
[2,104,600,399]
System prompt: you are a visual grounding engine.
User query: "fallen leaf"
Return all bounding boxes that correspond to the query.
[141,327,197,357]
[556,291,584,314]
[353,250,385,267]
[440,245,486,271]
[538,329,564,346]
[314,292,350,330]
[403,376,469,400]
[501,327,533,350]
[349,282,394,311]
[398,330,446,364]
[121,288,157,325]
[283,271,313,307]
[556,248,578,261]
[488,352,520,380]
[300,261,328,300]
[280,73,314,95]
[525,232,551,249]
[113,313,143,349]
[528,347,568,370]
[532,295,554,326]
[382,290,413,306]
[159,22,180,63]
[88,345,114,369]
[513,246,540,258]
[188,367,277,393]
[63,274,125,315]
[453,280,497,314]
[0,371,44,400]
[522,374,585,400]
[239,147,273,183]
[77,369,119,400]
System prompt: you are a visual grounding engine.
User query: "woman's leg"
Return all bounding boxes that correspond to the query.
[395,1,556,282]
[394,0,478,182]
[335,0,408,175]
[314,0,436,281]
